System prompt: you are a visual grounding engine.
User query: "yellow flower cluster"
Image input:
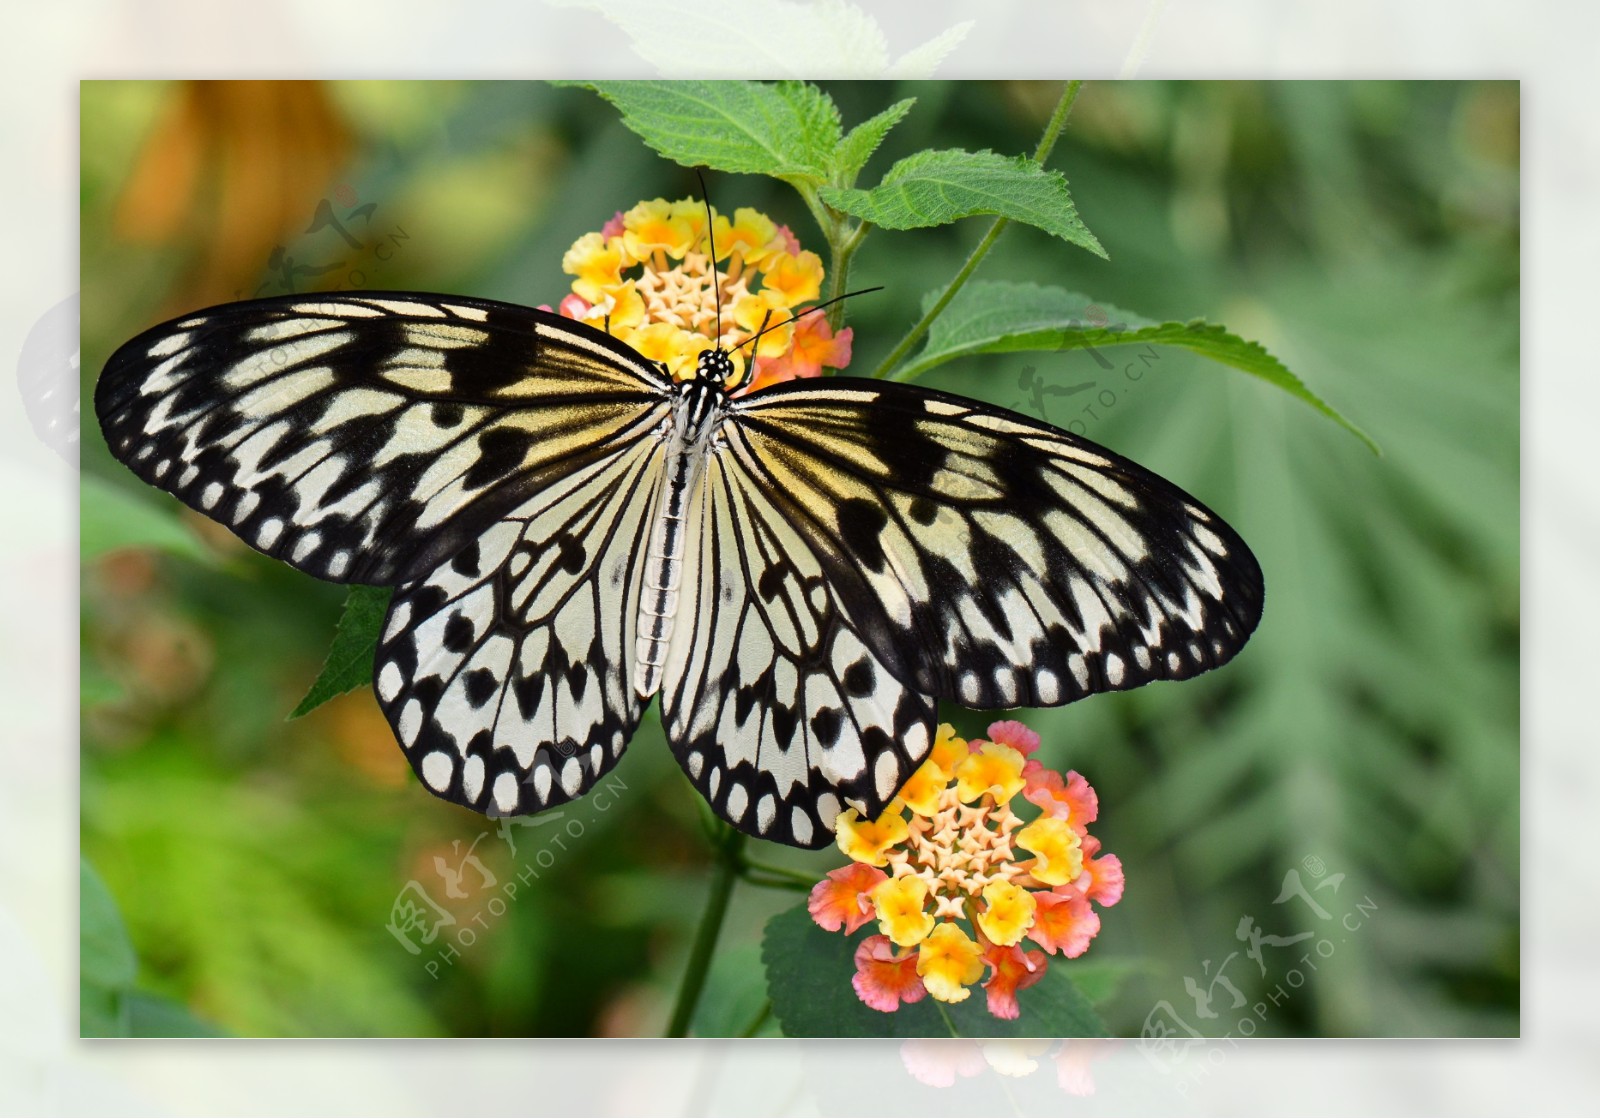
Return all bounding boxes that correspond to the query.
[554,198,851,391]
[811,721,1123,1019]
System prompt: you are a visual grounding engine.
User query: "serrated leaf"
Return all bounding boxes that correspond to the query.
[897,281,1378,454]
[80,472,211,563]
[832,97,915,184]
[288,585,393,719]
[762,903,1106,1038]
[820,149,1106,257]
[561,80,838,184]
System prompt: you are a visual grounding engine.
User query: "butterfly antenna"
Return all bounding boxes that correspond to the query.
[696,168,722,349]
[733,286,884,355]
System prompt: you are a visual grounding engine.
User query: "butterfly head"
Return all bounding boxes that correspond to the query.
[695,346,738,390]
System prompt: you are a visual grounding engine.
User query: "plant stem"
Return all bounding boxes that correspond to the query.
[739,998,774,1038]
[666,824,745,1038]
[739,855,821,888]
[873,80,1084,382]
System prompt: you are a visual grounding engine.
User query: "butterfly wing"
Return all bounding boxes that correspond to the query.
[94,292,673,585]
[725,378,1264,710]
[659,444,936,848]
[377,434,668,817]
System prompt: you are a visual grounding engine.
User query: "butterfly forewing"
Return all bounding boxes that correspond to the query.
[94,292,672,585]
[728,378,1264,711]
[659,446,936,848]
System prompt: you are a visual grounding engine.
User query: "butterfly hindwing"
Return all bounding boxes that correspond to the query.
[94,292,672,585]
[728,378,1264,710]
[659,446,936,848]
[376,435,668,816]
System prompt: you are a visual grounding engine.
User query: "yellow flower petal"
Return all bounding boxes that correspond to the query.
[929,723,968,773]
[562,231,626,303]
[976,880,1037,947]
[871,875,936,947]
[955,743,1027,804]
[621,198,694,261]
[759,249,823,306]
[835,803,910,867]
[1016,817,1084,887]
[575,280,644,333]
[915,921,984,1003]
[713,207,780,268]
[898,758,948,818]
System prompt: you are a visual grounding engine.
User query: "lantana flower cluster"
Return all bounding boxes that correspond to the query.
[550,197,853,392]
[808,721,1124,1019]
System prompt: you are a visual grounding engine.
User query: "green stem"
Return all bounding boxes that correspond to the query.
[873,79,1084,382]
[825,219,871,333]
[666,824,745,1038]
[934,1000,962,1038]
[739,998,774,1038]
[739,856,820,888]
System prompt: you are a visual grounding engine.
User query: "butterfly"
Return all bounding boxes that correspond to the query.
[94,289,1263,848]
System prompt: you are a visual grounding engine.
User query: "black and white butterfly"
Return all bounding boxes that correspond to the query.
[95,290,1263,848]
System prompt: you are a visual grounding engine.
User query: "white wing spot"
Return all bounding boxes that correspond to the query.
[257,518,283,548]
[726,781,748,822]
[756,794,777,834]
[1105,653,1125,686]
[420,751,453,791]
[533,765,553,802]
[399,699,423,746]
[201,482,223,509]
[146,332,189,358]
[462,756,485,803]
[291,531,321,564]
[560,757,583,796]
[790,808,813,846]
[493,772,519,814]
[377,661,403,701]
[874,751,901,801]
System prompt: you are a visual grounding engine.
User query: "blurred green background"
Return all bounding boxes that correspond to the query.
[79,80,1518,1038]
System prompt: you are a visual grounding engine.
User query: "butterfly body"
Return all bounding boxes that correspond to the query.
[96,291,1263,848]
[636,360,729,697]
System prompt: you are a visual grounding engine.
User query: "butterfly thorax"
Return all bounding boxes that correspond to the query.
[633,351,734,697]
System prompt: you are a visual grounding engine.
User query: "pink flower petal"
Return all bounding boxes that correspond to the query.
[807,863,887,934]
[1029,888,1101,958]
[986,719,1040,756]
[852,935,927,1012]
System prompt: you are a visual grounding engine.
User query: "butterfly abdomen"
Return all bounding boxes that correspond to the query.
[634,376,725,697]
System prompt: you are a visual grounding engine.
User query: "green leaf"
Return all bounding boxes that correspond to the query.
[80,859,137,991]
[690,942,771,1038]
[288,585,393,719]
[125,992,230,1037]
[80,472,211,563]
[897,281,1379,454]
[562,80,839,184]
[80,858,137,1038]
[832,98,915,185]
[819,149,1106,258]
[762,903,1107,1038]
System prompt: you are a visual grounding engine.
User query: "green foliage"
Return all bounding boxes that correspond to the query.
[897,280,1377,453]
[763,904,1107,1038]
[81,472,212,563]
[565,80,843,185]
[289,585,394,718]
[81,859,227,1037]
[820,149,1105,257]
[833,98,917,184]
